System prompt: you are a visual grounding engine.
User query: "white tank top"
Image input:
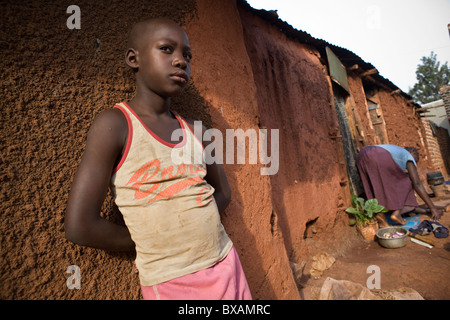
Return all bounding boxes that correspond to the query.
[110,102,232,286]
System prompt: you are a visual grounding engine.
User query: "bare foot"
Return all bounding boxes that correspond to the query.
[376,214,389,228]
[390,213,407,225]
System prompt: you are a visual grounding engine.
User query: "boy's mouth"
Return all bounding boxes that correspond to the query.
[170,71,189,84]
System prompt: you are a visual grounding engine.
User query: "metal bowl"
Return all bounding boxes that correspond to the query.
[376,226,408,249]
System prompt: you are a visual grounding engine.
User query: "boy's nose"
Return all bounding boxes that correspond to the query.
[172,56,187,69]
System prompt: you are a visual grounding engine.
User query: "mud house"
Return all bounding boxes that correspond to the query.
[418,85,450,178]
[0,0,443,300]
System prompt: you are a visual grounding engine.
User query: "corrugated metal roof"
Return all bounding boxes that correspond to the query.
[238,0,419,107]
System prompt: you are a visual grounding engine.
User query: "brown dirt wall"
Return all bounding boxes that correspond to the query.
[1,0,436,301]
[184,0,300,299]
[347,73,433,185]
[0,0,302,300]
[0,0,205,300]
[377,90,433,181]
[238,8,357,267]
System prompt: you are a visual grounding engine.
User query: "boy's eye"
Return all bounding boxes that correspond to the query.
[160,46,172,53]
[183,52,192,61]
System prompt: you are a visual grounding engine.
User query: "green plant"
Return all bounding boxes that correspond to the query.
[345,194,388,226]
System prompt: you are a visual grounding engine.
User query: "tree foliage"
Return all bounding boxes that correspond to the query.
[408,51,450,104]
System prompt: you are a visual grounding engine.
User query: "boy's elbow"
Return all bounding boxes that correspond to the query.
[64,224,82,246]
[64,216,88,246]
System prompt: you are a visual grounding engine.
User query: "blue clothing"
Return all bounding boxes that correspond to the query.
[376,144,416,171]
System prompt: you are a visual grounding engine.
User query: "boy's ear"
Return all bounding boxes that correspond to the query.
[125,48,139,69]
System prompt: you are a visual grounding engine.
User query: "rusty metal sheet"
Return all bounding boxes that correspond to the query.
[326,47,350,94]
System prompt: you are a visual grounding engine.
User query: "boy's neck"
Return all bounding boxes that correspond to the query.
[128,90,171,117]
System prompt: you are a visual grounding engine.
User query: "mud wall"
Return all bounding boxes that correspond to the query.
[348,73,433,181]
[238,8,355,265]
[0,0,301,300]
[379,92,424,150]
[379,90,434,181]
[0,0,206,300]
[0,0,429,300]
[184,0,300,299]
[371,87,432,177]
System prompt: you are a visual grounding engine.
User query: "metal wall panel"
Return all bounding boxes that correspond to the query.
[326,47,350,94]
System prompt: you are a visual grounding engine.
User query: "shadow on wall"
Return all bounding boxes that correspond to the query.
[238,6,349,265]
[173,84,278,299]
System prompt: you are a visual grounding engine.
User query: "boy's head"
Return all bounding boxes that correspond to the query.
[405,146,419,163]
[125,18,192,97]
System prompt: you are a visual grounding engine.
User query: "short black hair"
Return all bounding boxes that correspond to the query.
[405,146,419,160]
[127,18,181,50]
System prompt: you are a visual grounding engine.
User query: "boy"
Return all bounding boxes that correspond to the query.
[65,18,251,300]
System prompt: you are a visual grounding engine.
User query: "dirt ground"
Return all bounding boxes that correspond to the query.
[297,196,450,300]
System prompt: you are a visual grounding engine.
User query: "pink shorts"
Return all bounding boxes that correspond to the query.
[140,246,252,300]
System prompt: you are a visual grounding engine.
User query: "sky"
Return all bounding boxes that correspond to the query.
[246,0,450,94]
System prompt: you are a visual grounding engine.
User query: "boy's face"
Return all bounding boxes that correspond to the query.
[131,21,192,98]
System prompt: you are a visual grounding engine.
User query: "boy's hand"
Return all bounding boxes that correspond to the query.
[430,207,443,221]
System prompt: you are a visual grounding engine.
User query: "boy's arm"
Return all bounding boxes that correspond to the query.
[186,121,231,214]
[205,155,231,215]
[65,108,135,251]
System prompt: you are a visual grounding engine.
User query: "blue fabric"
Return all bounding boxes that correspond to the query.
[376,144,416,171]
[409,220,449,238]
[386,213,422,230]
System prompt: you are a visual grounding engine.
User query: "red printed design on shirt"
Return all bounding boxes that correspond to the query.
[126,159,212,205]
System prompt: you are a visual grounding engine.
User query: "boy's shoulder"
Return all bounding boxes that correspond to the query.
[92,107,128,128]
[87,107,128,146]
